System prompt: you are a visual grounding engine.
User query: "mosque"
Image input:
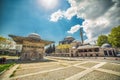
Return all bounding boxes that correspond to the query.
[54,28,117,57]
[54,36,117,57]
[9,33,54,60]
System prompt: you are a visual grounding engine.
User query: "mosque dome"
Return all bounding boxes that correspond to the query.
[101,43,112,48]
[66,36,73,38]
[65,36,75,40]
[28,33,41,39]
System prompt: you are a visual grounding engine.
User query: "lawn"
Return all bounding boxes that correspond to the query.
[0,63,14,73]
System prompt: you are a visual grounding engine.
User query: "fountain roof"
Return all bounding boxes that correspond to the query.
[9,33,54,45]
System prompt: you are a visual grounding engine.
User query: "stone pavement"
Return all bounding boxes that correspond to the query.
[0,56,120,80]
[65,62,107,80]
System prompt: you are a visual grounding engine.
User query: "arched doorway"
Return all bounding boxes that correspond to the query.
[71,54,73,57]
[104,50,108,56]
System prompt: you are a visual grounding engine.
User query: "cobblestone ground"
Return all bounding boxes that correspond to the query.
[79,71,120,80]
[1,57,120,80]
[100,63,120,72]
[77,62,99,68]
[15,67,84,80]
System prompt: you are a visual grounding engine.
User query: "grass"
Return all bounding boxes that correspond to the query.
[0,63,14,73]
[10,70,16,77]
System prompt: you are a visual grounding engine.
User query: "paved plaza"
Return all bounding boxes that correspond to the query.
[0,57,120,80]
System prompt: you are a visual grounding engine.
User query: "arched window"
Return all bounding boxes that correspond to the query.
[109,50,112,56]
[88,49,92,52]
[96,54,98,57]
[90,54,93,57]
[84,49,87,52]
[94,48,99,52]
[104,50,108,56]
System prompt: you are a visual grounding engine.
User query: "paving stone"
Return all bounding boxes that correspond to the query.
[79,70,120,80]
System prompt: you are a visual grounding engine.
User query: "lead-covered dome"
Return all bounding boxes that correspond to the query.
[101,43,111,48]
[64,36,75,40]
[28,33,41,39]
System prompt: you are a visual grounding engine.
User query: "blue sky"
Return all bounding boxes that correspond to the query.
[1,0,119,44]
[0,0,86,44]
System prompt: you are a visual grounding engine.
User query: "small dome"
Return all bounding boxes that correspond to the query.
[101,43,111,48]
[66,36,73,38]
[72,40,77,42]
[72,46,76,49]
[28,33,40,39]
[65,36,75,40]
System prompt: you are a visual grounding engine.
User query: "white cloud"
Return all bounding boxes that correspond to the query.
[67,24,81,34]
[64,7,77,20]
[50,0,120,43]
[50,10,64,22]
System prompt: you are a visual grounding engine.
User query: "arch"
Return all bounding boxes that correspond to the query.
[104,50,108,56]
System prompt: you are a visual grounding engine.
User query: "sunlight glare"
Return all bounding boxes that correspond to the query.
[38,0,59,10]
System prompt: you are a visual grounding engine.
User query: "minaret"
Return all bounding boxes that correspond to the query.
[80,28,84,45]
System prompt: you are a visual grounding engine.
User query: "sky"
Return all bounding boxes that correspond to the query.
[0,0,120,44]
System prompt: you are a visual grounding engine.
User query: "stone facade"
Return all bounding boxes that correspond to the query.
[55,36,117,57]
[9,33,53,61]
[70,46,117,57]
[20,41,45,60]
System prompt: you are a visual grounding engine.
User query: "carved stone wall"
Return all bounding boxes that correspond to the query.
[20,41,45,60]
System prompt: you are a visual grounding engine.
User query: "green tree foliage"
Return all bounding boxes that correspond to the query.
[0,36,12,49]
[45,44,55,54]
[0,36,6,43]
[97,35,108,46]
[52,44,55,53]
[108,25,120,47]
[0,36,7,49]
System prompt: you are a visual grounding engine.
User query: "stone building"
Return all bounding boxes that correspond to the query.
[9,33,53,60]
[59,36,75,44]
[70,43,117,57]
[55,36,117,57]
[54,36,82,57]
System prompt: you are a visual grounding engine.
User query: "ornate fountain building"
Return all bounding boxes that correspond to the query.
[9,33,53,60]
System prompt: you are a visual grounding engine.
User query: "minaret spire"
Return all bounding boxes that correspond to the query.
[80,28,84,45]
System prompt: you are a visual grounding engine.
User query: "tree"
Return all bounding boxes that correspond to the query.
[0,36,6,43]
[45,44,55,54]
[0,36,7,49]
[52,44,55,53]
[97,35,108,46]
[0,36,12,49]
[108,25,120,47]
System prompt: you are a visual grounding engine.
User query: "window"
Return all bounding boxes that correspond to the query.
[88,49,92,52]
[109,50,112,56]
[90,54,93,57]
[104,51,108,56]
[79,50,83,52]
[84,49,87,52]
[94,48,99,52]
[96,54,98,57]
